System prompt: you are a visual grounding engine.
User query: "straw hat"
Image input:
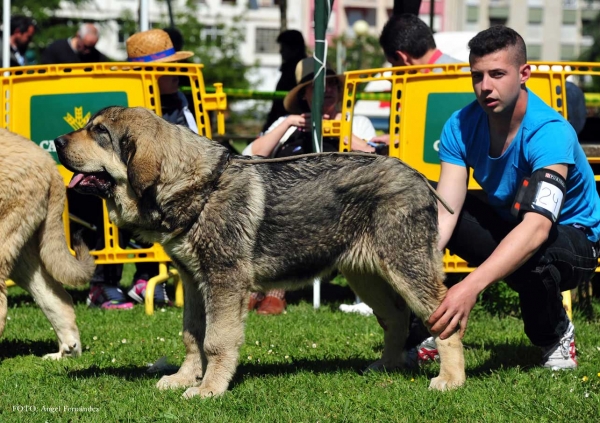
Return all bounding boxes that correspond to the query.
[283,57,345,114]
[126,29,194,63]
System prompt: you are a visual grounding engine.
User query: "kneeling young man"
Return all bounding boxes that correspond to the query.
[428,26,600,369]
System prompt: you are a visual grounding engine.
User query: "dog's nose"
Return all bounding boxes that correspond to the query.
[54,136,68,150]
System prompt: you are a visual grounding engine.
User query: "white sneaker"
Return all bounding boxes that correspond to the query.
[541,321,577,370]
[339,302,374,316]
[404,336,440,368]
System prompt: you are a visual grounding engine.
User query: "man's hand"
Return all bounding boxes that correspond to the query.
[427,280,480,340]
[369,133,390,145]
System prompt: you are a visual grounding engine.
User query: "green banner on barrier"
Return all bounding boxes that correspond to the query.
[423,92,476,164]
[30,92,129,162]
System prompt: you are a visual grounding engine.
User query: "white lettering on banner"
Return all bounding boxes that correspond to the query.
[433,139,440,152]
[39,140,56,152]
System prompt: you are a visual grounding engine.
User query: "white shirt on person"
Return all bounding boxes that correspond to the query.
[242,115,376,156]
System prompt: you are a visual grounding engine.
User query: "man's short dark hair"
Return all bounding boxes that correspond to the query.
[277,29,306,52]
[379,14,436,60]
[468,25,527,65]
[10,15,35,35]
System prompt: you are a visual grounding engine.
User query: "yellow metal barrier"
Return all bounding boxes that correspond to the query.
[2,62,227,314]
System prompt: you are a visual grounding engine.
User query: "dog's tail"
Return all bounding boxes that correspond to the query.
[38,171,96,286]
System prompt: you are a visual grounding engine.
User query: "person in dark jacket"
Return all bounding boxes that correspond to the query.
[41,23,108,64]
[261,29,307,133]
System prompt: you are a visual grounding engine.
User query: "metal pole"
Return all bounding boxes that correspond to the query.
[312,0,331,154]
[165,0,175,28]
[429,0,435,30]
[2,0,11,69]
[140,0,150,32]
[311,0,333,309]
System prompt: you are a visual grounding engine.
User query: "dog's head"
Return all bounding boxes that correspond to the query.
[55,106,229,236]
[56,106,161,200]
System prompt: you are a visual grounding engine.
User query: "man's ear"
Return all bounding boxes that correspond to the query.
[519,63,531,85]
[391,50,409,67]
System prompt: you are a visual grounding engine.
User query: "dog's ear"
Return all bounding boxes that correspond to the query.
[126,136,160,199]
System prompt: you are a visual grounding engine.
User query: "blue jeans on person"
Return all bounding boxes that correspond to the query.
[447,192,599,347]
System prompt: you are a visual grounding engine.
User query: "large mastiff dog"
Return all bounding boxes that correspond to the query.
[55,106,465,397]
[0,128,95,359]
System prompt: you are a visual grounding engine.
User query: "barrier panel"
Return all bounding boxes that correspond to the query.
[2,62,227,314]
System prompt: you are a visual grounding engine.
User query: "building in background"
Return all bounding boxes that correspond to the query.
[46,0,600,91]
[451,0,600,61]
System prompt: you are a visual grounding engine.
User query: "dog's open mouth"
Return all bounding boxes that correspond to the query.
[68,171,115,196]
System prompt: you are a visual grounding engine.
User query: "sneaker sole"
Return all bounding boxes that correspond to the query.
[128,288,145,304]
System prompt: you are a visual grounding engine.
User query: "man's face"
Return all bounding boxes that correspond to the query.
[158,75,180,95]
[76,34,98,54]
[469,47,530,116]
[15,25,35,49]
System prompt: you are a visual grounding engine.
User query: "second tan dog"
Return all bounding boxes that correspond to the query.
[55,106,466,398]
[0,128,95,359]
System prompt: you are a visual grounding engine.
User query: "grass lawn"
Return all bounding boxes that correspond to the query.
[1,266,599,422]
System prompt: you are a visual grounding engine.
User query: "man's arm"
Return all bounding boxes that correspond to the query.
[428,164,568,340]
[437,161,469,251]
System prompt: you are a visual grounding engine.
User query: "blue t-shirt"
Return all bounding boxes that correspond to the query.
[439,90,600,242]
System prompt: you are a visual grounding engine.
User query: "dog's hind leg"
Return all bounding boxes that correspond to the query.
[342,270,411,371]
[0,209,43,338]
[181,278,248,399]
[157,269,205,391]
[385,261,465,391]
[11,240,81,359]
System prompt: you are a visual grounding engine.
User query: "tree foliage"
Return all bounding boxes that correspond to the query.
[327,33,386,75]
[4,0,93,61]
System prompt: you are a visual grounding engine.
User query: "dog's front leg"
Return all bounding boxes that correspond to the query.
[157,271,205,390]
[182,280,247,399]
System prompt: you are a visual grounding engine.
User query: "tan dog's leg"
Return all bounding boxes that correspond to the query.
[11,242,81,359]
[343,271,410,371]
[386,269,466,391]
[182,281,247,399]
[157,270,204,390]
[429,332,465,390]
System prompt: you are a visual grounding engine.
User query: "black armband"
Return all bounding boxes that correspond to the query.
[511,168,566,223]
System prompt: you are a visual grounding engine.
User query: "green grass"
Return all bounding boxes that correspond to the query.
[1,268,600,422]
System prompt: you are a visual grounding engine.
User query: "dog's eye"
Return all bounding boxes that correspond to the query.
[95,124,108,134]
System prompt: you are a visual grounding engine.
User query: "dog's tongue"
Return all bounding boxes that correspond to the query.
[68,173,85,189]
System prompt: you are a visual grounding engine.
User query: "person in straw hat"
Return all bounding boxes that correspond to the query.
[243,57,377,315]
[125,28,201,307]
[125,28,198,133]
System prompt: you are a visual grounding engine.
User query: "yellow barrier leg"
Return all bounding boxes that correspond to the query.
[6,280,15,288]
[145,263,169,315]
[562,290,573,321]
[172,270,184,307]
[144,264,184,315]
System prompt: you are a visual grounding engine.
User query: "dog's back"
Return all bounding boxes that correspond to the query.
[229,153,442,290]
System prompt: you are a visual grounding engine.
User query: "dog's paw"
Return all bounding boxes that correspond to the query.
[429,376,465,391]
[43,343,81,360]
[43,352,64,360]
[157,374,197,390]
[182,386,224,399]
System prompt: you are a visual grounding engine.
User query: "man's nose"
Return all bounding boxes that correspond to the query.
[480,75,493,92]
